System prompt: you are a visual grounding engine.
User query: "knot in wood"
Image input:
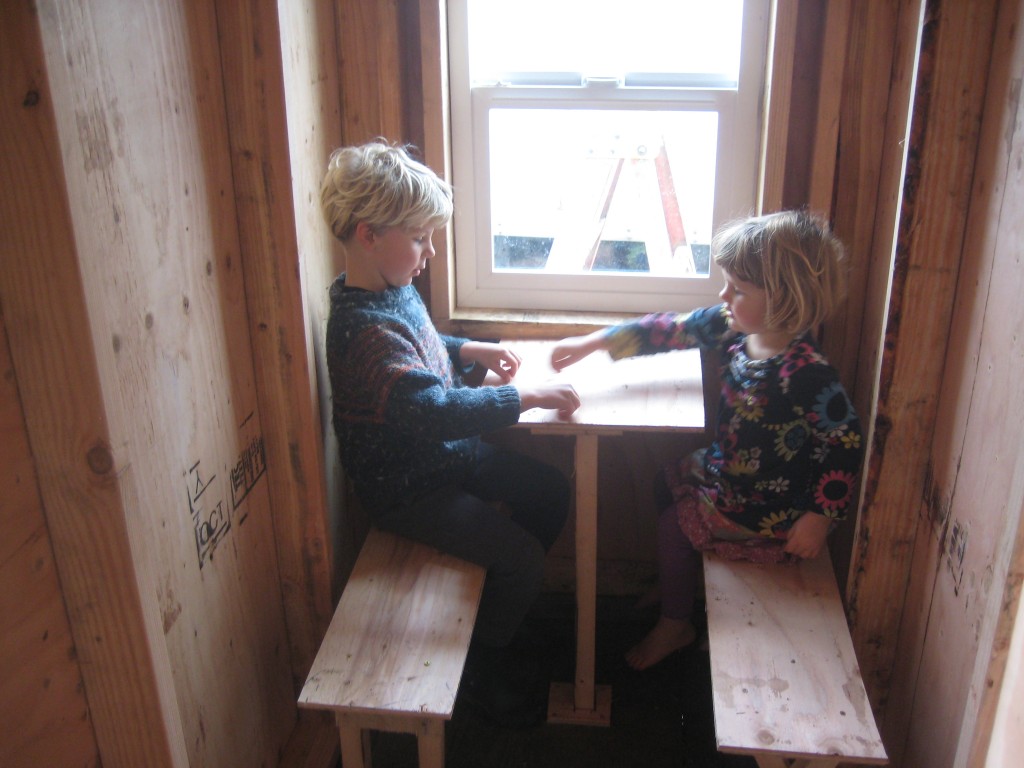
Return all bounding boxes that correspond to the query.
[86,442,114,475]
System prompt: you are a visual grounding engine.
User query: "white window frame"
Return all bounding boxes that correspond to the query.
[448,0,771,315]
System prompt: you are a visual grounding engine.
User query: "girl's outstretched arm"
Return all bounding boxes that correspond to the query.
[549,329,610,371]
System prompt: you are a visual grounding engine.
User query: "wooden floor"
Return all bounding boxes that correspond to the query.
[362,592,757,768]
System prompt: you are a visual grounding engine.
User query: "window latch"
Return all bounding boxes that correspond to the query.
[583,75,623,88]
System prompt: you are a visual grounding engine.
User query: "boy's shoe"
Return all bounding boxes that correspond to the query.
[459,643,549,728]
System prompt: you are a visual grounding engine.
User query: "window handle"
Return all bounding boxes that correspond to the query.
[583,75,623,88]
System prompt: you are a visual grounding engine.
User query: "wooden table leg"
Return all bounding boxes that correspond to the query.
[547,432,612,726]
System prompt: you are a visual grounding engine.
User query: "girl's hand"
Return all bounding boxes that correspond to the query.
[516,383,581,419]
[460,341,522,384]
[550,330,610,372]
[783,513,831,559]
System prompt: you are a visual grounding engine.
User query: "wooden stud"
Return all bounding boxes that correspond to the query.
[759,0,798,213]
[807,0,851,217]
[212,0,335,697]
[847,0,1000,738]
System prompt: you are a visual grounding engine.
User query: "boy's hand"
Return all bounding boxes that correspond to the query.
[516,383,581,419]
[783,513,831,559]
[550,330,609,372]
[461,341,522,383]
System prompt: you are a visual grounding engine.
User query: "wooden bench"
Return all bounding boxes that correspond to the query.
[298,528,486,768]
[703,550,888,768]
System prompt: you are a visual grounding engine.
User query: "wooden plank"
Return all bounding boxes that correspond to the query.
[845,0,998,731]
[827,0,917,597]
[872,512,938,767]
[827,0,906,397]
[704,552,887,764]
[213,0,335,697]
[339,0,406,144]
[421,0,456,323]
[897,0,1024,760]
[758,0,798,213]
[0,4,189,764]
[0,307,99,767]
[276,0,356,590]
[806,0,850,217]
[299,530,484,718]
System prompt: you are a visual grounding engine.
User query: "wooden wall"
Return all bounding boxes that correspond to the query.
[0,1,334,765]
[837,0,1024,765]
[875,0,1024,763]
[277,0,354,591]
[0,306,100,767]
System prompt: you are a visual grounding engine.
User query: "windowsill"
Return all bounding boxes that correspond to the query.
[436,306,641,340]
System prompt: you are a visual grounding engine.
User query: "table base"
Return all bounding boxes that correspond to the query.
[546,682,612,726]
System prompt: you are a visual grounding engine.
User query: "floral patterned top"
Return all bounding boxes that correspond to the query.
[605,304,863,538]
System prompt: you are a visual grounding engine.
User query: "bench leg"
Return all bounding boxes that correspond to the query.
[415,718,445,768]
[335,712,444,768]
[754,758,840,768]
[336,714,371,768]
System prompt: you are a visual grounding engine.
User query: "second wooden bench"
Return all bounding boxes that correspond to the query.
[703,550,888,768]
[298,528,485,768]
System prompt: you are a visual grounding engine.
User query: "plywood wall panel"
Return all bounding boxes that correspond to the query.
[20,1,299,764]
[0,2,188,764]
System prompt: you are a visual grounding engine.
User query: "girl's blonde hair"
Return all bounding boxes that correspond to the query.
[712,210,848,333]
[320,140,453,242]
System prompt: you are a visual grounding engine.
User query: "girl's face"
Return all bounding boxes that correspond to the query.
[369,224,436,288]
[718,269,769,335]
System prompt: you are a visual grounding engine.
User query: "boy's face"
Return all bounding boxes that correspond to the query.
[718,269,769,335]
[368,224,436,288]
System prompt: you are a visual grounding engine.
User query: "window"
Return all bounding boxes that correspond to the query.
[448,0,770,314]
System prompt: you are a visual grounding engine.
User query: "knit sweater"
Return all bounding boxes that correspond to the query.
[605,304,863,536]
[326,276,522,514]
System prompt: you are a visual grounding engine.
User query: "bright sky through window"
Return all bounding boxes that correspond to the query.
[468,1,743,85]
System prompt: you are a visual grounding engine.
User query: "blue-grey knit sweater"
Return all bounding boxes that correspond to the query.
[326,276,522,514]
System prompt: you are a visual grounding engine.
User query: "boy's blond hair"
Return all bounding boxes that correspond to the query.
[712,210,848,333]
[320,140,453,242]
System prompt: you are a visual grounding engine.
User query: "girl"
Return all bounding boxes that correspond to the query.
[549,210,863,670]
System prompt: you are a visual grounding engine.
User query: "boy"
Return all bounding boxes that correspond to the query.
[321,140,580,725]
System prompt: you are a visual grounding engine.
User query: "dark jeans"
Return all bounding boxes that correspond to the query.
[375,442,570,647]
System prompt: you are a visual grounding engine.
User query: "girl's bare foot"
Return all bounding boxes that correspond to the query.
[625,617,697,671]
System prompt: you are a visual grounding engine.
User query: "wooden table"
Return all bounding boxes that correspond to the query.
[508,339,706,725]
